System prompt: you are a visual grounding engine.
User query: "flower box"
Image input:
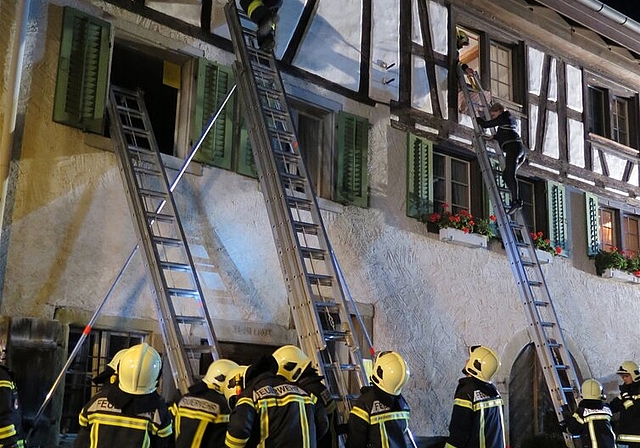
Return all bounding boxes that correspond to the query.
[602,268,639,284]
[439,228,488,249]
[519,247,553,265]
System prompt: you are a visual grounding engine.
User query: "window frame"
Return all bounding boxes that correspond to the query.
[432,151,471,215]
[586,81,638,149]
[489,41,514,102]
[598,206,617,253]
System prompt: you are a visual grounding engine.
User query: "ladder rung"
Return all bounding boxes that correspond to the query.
[273,149,300,162]
[128,145,155,155]
[146,212,174,223]
[316,301,339,310]
[323,330,346,340]
[554,364,569,371]
[280,172,306,185]
[122,124,151,137]
[540,321,555,327]
[528,280,542,287]
[307,273,333,286]
[300,247,326,260]
[287,196,313,210]
[133,165,162,177]
[175,315,207,324]
[153,236,183,247]
[160,261,192,272]
[293,220,319,235]
[268,128,296,142]
[139,188,167,199]
[533,300,549,307]
[168,287,200,298]
[115,105,143,117]
[183,344,215,354]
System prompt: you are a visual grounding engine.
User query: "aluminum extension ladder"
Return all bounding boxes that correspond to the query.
[107,86,221,395]
[458,68,580,447]
[223,1,372,423]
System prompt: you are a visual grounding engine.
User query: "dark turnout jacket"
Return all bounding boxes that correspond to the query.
[297,369,339,448]
[565,399,615,448]
[73,386,173,448]
[172,381,230,448]
[477,111,522,149]
[0,365,25,448]
[346,385,412,448]
[445,377,506,448]
[225,366,328,448]
[610,381,640,445]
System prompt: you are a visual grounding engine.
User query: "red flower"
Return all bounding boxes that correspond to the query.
[469,220,475,227]
[537,231,543,237]
[634,270,640,277]
[489,215,496,221]
[462,227,471,234]
[555,246,562,255]
[530,232,538,241]
[429,213,440,223]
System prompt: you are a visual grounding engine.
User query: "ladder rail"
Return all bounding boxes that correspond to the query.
[224,1,371,423]
[458,67,580,446]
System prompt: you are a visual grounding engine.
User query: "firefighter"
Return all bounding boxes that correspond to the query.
[609,361,640,448]
[562,379,615,448]
[225,354,328,448]
[272,345,339,448]
[0,346,26,448]
[92,348,128,391]
[172,358,238,448]
[444,345,506,448]
[73,343,173,448]
[239,0,283,51]
[346,350,413,448]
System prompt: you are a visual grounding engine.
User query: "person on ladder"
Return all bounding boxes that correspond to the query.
[477,103,526,215]
[609,361,640,448]
[562,379,616,448]
[171,358,239,448]
[444,345,506,448]
[272,345,339,448]
[239,0,283,51]
[346,350,413,448]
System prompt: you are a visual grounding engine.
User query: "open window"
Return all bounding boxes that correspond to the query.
[587,84,639,149]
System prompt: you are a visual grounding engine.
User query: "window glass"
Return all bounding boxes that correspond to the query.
[490,43,512,101]
[433,153,470,214]
[612,97,629,146]
[623,215,640,257]
[599,208,616,252]
[519,179,535,231]
[588,86,607,136]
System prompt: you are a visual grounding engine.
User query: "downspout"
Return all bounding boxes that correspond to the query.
[574,0,640,35]
[0,0,30,235]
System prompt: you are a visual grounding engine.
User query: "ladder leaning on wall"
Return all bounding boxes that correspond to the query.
[458,68,580,447]
[107,86,222,395]
[223,1,374,425]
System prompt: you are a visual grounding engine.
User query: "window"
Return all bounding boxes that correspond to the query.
[599,207,616,252]
[53,7,111,134]
[433,153,470,214]
[61,328,146,436]
[623,215,640,257]
[490,42,513,101]
[519,179,536,231]
[587,85,637,148]
[290,100,333,199]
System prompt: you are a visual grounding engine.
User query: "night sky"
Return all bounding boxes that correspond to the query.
[600,0,640,22]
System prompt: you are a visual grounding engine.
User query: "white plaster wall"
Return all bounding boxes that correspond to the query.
[4,0,640,441]
[568,118,585,168]
[542,110,559,159]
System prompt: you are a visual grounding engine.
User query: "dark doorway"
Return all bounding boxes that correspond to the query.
[110,42,178,155]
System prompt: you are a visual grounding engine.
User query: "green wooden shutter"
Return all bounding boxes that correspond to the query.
[585,192,600,256]
[53,7,111,134]
[406,133,433,219]
[193,59,235,169]
[336,112,369,207]
[547,180,568,250]
[236,125,257,178]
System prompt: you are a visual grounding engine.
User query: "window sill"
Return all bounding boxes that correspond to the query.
[588,133,638,158]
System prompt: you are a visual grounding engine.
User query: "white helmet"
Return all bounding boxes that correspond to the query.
[581,379,604,400]
[107,348,128,371]
[118,343,162,395]
[272,345,312,382]
[617,361,640,382]
[464,345,500,383]
[223,365,248,408]
[203,359,239,393]
[370,351,410,396]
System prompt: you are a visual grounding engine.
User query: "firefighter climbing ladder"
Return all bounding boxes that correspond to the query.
[107,86,221,395]
[459,69,580,446]
[224,1,371,421]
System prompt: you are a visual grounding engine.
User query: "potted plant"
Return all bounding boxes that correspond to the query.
[594,247,640,283]
[520,231,563,264]
[428,204,496,249]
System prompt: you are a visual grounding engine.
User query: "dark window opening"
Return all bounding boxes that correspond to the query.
[110,43,179,156]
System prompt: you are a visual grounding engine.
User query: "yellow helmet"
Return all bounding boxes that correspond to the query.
[203,359,239,393]
[118,343,162,395]
[617,361,640,382]
[456,29,469,48]
[581,379,604,400]
[272,345,312,382]
[464,345,500,383]
[370,351,410,396]
[223,365,248,408]
[107,348,128,371]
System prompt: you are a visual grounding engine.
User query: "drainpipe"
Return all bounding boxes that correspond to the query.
[573,0,640,35]
[0,0,30,236]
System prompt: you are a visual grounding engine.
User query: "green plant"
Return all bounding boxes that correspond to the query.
[593,247,640,276]
[428,203,496,238]
[530,231,563,256]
